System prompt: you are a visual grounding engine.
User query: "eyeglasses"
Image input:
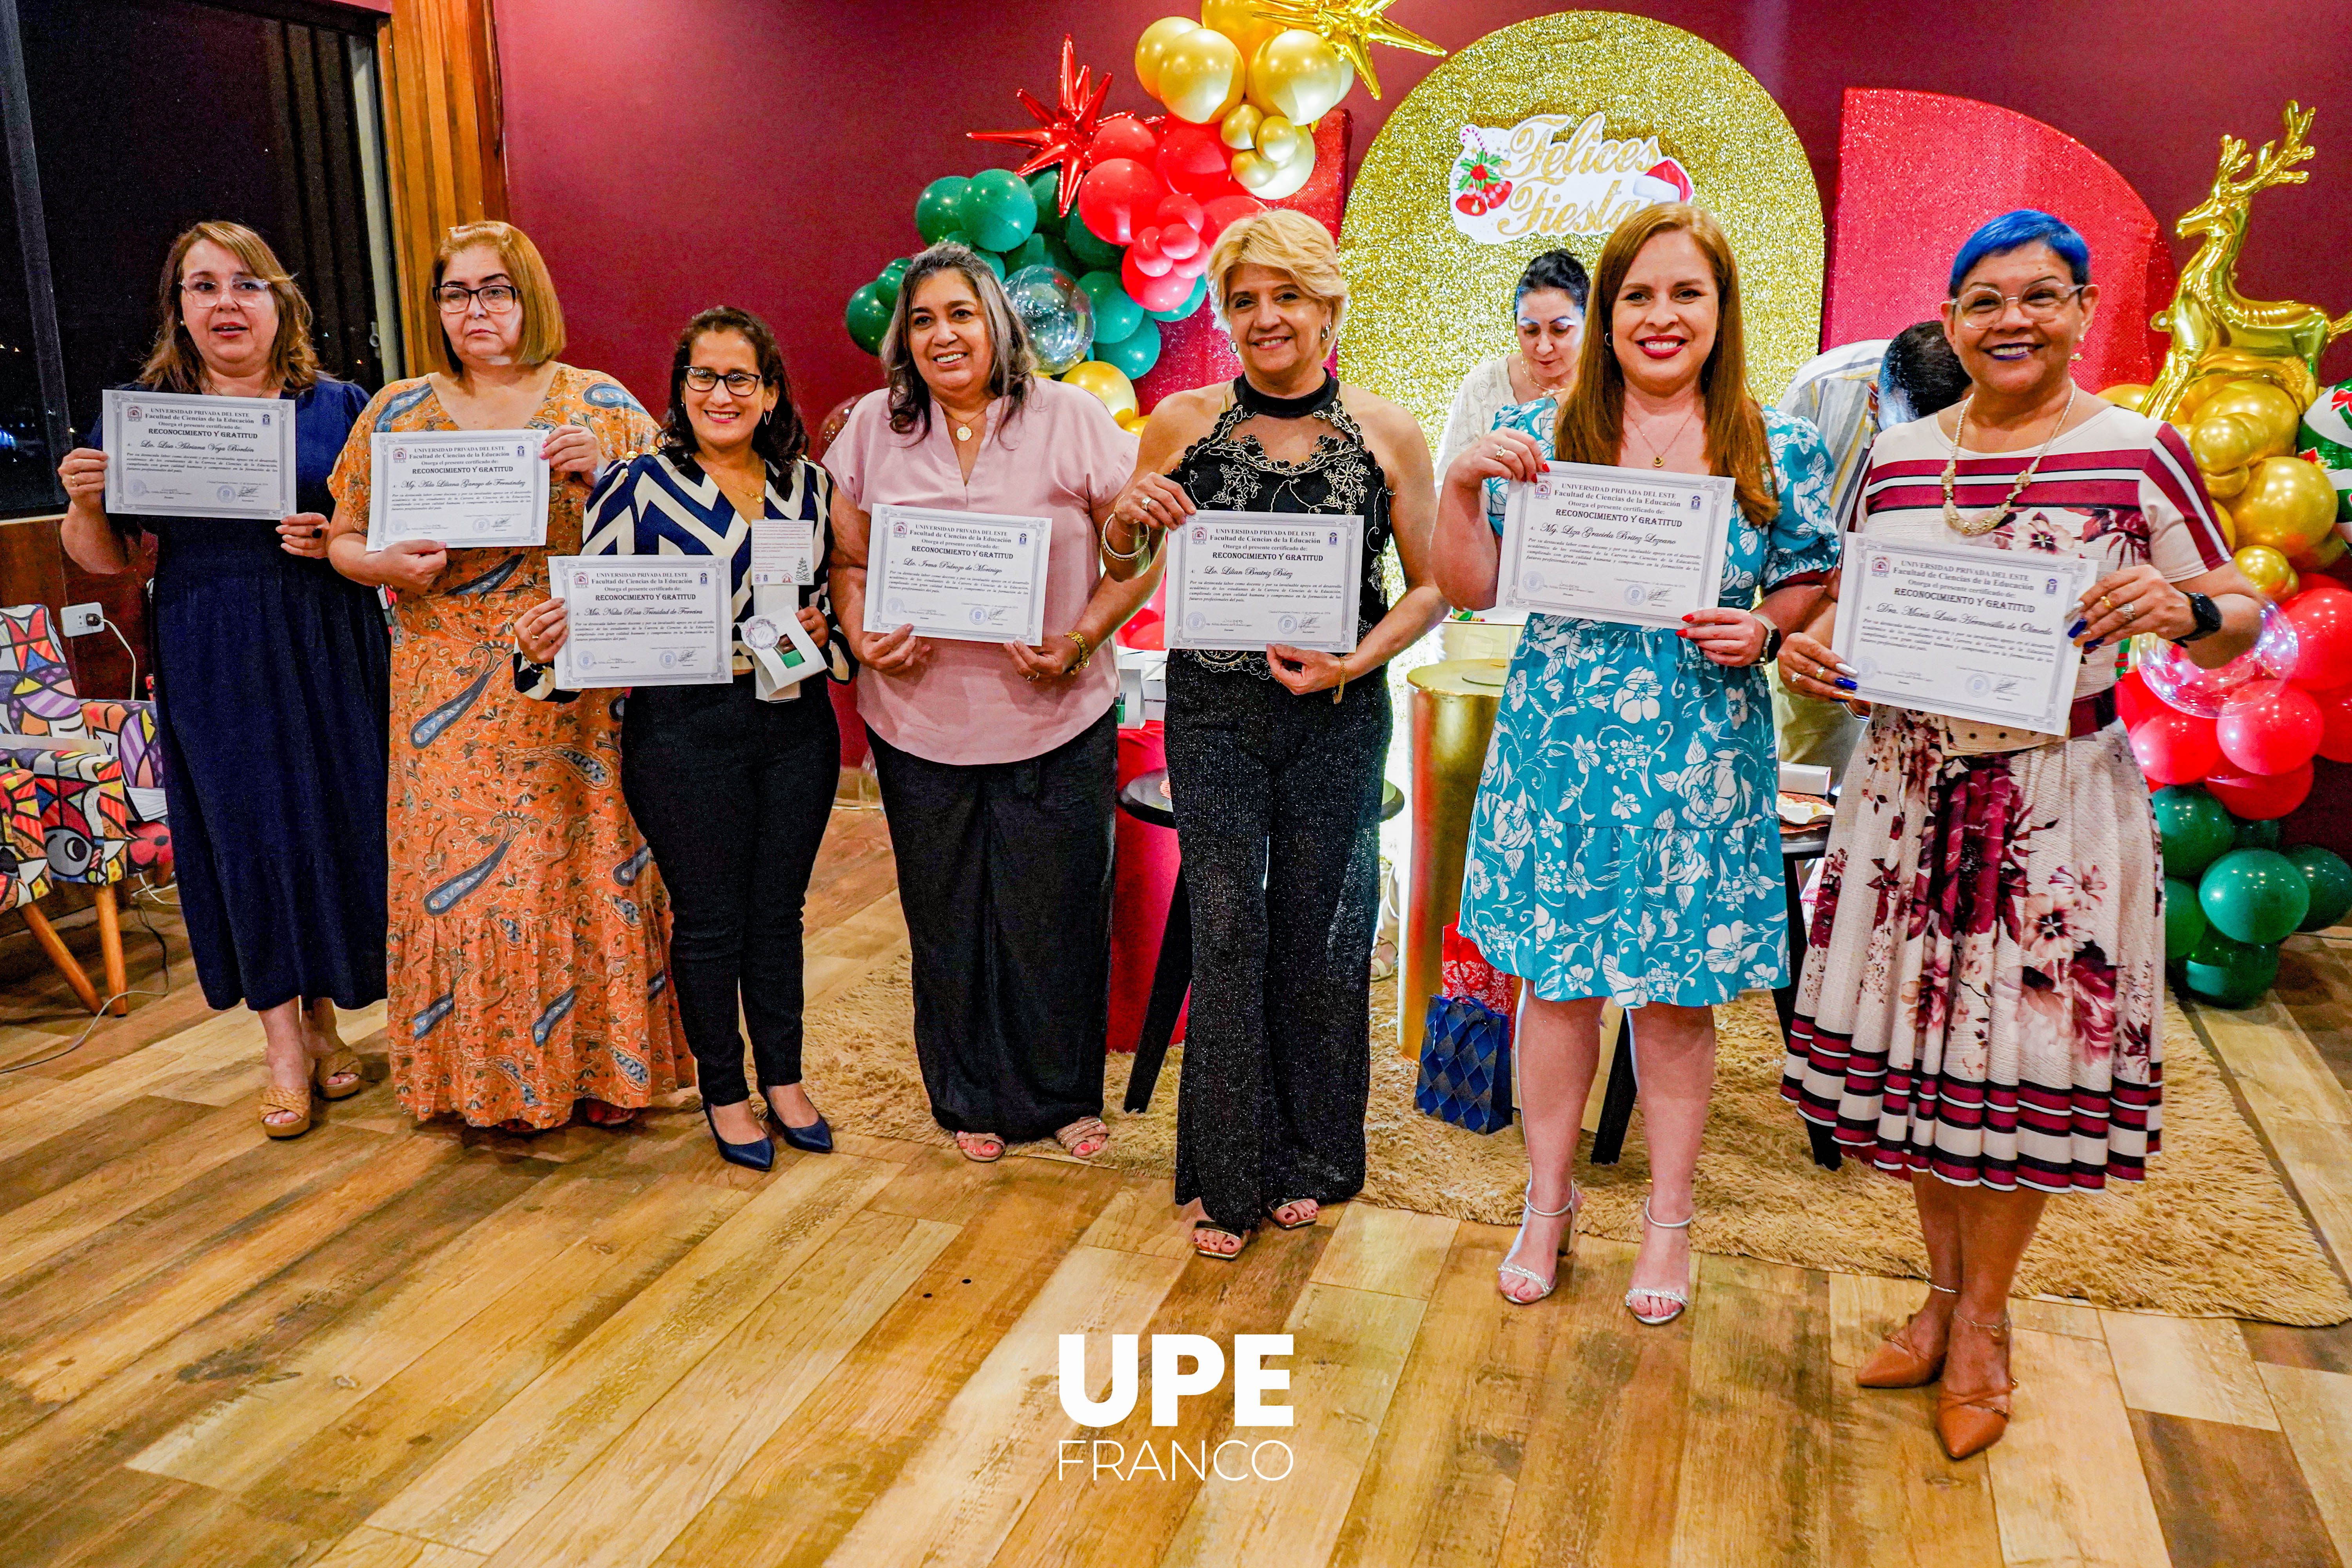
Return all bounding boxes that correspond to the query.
[682,367,765,396]
[1951,282,2087,326]
[434,283,520,313]
[180,278,273,304]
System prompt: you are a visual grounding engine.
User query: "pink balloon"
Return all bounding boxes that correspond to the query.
[2207,762,2315,820]
[2215,679,2324,776]
[1077,158,1165,246]
[2288,586,2352,688]
[2129,709,2220,786]
[1121,252,1195,311]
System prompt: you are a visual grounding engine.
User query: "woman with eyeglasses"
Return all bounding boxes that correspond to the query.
[1778,211,2260,1458]
[56,220,385,1140]
[325,220,689,1133]
[514,307,847,1170]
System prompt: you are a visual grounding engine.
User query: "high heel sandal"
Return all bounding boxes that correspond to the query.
[1495,1181,1581,1304]
[1267,1198,1319,1230]
[1857,1281,1958,1388]
[1193,1222,1250,1259]
[1936,1312,2019,1459]
[258,1083,312,1140]
[310,1045,363,1102]
[1625,1196,1694,1326]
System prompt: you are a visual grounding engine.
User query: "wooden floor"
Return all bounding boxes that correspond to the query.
[6,815,2352,1567]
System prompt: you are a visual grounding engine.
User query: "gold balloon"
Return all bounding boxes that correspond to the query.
[1154,26,1244,124]
[2284,566,2304,599]
[2236,543,2295,597]
[2190,411,2264,475]
[2174,370,2241,423]
[1220,102,1263,151]
[1249,29,1353,125]
[1231,144,1314,198]
[2207,464,2250,500]
[1134,16,1198,100]
[2098,382,2152,410]
[1202,0,1283,57]
[1063,360,1138,421]
[2292,531,2348,572]
[2196,379,2302,460]
[2196,347,2318,414]
[2214,501,2235,550]
[1256,113,1308,168]
[2232,454,2341,554]
[1116,407,1151,434]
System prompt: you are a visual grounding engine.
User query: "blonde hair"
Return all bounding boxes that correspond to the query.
[139,221,321,394]
[1207,209,1348,338]
[1554,203,1777,524]
[432,220,566,374]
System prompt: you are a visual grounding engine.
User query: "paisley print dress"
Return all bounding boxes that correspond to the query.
[1458,401,1840,1007]
[330,365,690,1126]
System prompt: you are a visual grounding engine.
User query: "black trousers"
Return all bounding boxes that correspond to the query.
[867,707,1115,1142]
[620,674,838,1106]
[1162,658,1390,1231]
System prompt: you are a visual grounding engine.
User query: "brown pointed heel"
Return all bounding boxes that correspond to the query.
[1856,1281,1956,1388]
[1935,1312,2018,1459]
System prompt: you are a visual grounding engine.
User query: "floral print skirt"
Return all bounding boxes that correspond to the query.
[1780,712,2163,1192]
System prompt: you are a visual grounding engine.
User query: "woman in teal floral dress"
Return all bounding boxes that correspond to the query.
[1433,205,1837,1323]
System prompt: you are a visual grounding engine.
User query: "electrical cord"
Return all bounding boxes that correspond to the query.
[0,887,176,1073]
[100,615,139,701]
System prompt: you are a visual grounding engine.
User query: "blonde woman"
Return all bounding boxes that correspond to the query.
[1106,211,1443,1257]
[326,221,688,1131]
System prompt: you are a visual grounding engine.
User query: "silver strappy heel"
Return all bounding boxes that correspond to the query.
[1496,1181,1581,1305]
[1626,1195,1695,1325]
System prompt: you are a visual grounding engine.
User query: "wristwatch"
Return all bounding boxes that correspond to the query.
[1753,616,1784,666]
[2173,592,2224,645]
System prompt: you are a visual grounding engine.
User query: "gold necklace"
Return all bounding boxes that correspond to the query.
[1626,401,1700,468]
[1941,385,2076,537]
[940,400,986,443]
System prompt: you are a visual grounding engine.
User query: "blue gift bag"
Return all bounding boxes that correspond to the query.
[1415,994,1514,1134]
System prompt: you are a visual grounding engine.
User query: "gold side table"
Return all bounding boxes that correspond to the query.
[1402,658,1509,1057]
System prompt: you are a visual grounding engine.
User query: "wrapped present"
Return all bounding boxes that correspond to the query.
[1415,994,1513,1134]
[1440,920,1518,1016]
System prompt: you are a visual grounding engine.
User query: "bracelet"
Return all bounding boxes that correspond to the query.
[1100,516,1155,566]
[1067,629,1093,672]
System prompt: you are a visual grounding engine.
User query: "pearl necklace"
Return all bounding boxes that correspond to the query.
[1941,384,2076,537]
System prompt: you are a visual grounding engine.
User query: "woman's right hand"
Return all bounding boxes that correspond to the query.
[1107,470,1195,544]
[514,597,568,663]
[374,537,449,593]
[1778,631,1857,704]
[857,622,932,678]
[58,447,106,505]
[1444,427,1547,494]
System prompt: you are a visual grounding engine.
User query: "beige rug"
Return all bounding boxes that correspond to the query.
[803,951,2351,1325]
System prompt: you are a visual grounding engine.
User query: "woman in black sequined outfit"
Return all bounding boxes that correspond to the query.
[1104,211,1444,1258]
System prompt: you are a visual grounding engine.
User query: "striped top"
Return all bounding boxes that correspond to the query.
[517,448,850,700]
[1850,404,2230,700]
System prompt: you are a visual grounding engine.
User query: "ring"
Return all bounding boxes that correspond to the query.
[2098,593,2114,611]
[2120,602,2138,623]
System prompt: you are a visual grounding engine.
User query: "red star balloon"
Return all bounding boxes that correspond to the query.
[968,36,1139,217]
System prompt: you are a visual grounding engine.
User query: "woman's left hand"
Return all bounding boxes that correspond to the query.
[1267,645,1353,695]
[1680,607,1769,667]
[541,423,604,480]
[2075,565,2192,649]
[797,604,829,642]
[1006,635,1082,684]
[276,512,330,559]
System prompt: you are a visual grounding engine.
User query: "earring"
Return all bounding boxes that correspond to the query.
[2069,351,2082,362]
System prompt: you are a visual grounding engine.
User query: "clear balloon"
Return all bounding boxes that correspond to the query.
[1004,265,1096,376]
[2134,598,2300,716]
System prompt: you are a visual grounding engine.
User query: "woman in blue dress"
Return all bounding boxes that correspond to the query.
[1433,205,1838,1321]
[57,221,387,1140]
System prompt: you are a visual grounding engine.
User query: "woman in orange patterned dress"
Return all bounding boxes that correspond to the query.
[325,221,689,1129]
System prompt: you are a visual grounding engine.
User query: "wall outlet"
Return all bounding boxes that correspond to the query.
[63,603,105,637]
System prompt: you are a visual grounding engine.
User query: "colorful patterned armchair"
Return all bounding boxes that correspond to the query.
[0,758,106,1013]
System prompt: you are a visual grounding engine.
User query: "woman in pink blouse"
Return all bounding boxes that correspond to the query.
[826,244,1156,1163]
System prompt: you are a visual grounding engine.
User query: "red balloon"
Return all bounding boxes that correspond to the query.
[2307,681,2352,763]
[1120,251,1195,311]
[1091,113,1158,166]
[1199,193,1265,245]
[2129,709,2221,786]
[1156,122,1234,200]
[2216,679,2323,775]
[2114,668,2160,730]
[2207,761,2315,820]
[1077,157,1165,245]
[2287,586,2352,688]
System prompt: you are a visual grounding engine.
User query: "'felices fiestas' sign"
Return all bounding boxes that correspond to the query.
[1449,112,1693,243]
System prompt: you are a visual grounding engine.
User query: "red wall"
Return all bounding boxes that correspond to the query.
[494,1,2352,426]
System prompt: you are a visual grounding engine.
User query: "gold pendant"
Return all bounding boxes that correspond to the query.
[955,425,973,442]
[1652,456,1664,468]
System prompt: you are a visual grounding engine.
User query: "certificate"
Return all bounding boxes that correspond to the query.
[101,388,296,519]
[367,430,550,550]
[1834,535,2097,734]
[1163,510,1364,655]
[548,556,731,689]
[864,505,1049,645]
[1499,461,1734,627]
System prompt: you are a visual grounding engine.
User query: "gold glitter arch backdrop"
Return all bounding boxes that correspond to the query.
[1338,11,1824,447]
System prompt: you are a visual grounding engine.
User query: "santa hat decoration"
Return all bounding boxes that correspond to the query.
[1644,158,1693,201]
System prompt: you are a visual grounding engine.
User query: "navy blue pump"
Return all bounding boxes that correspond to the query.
[703,1103,775,1172]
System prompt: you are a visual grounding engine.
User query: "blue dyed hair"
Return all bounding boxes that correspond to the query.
[1946,210,2091,297]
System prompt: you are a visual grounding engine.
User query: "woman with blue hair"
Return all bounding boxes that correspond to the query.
[1776,210,2263,1458]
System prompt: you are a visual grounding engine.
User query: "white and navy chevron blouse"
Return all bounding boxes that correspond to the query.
[516,448,851,700]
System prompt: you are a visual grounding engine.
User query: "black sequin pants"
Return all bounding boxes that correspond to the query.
[1163,656,1390,1232]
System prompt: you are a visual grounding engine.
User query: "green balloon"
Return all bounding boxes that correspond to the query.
[2154,786,2235,880]
[1096,317,1163,380]
[2288,844,2352,931]
[844,283,892,356]
[965,168,1038,252]
[936,230,1004,274]
[2234,817,2283,850]
[1027,171,1063,218]
[2164,878,2207,963]
[1080,271,1143,344]
[1006,232,1078,277]
[2200,848,2311,945]
[974,249,1005,279]
[915,176,970,245]
[2182,929,2280,1007]
[1145,276,1210,322]
[875,257,910,310]
[1064,205,1123,269]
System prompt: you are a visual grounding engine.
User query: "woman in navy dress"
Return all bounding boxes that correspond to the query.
[58,221,388,1139]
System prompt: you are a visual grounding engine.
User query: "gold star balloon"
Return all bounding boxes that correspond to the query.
[1248,0,1445,100]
